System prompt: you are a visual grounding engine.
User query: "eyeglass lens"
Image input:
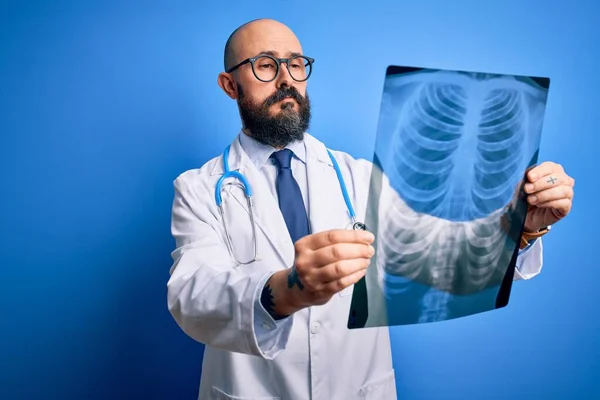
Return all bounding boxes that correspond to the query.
[253,56,312,82]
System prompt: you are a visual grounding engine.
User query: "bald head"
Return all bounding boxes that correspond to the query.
[223,19,302,71]
[217,19,311,149]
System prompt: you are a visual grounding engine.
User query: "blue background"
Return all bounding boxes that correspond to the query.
[1,1,598,398]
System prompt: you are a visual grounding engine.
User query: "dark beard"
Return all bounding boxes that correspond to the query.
[237,83,311,148]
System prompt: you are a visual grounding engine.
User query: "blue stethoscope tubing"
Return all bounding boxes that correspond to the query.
[215,144,365,264]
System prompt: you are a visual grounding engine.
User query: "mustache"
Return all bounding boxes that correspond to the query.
[264,86,305,107]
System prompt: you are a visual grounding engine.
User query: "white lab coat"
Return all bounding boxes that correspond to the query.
[167,132,543,400]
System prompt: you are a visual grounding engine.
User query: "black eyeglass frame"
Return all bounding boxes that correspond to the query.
[226,54,315,82]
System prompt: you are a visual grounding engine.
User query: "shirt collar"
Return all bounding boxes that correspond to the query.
[238,130,307,170]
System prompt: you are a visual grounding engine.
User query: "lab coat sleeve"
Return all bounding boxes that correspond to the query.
[252,276,295,355]
[514,238,544,280]
[167,176,293,359]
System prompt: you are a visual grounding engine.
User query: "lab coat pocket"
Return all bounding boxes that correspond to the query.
[211,386,280,400]
[358,369,396,399]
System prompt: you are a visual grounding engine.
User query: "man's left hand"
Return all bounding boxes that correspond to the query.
[523,161,575,233]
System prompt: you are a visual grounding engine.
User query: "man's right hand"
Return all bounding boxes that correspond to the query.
[262,229,375,319]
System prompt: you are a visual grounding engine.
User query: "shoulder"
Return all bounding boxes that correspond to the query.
[304,133,376,208]
[172,153,223,196]
[304,132,373,176]
[328,148,373,173]
[325,147,374,187]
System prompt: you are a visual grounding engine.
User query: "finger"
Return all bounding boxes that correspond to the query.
[321,266,368,295]
[298,229,374,251]
[526,161,564,182]
[309,242,375,267]
[531,198,572,215]
[525,172,573,194]
[317,257,371,283]
[528,185,574,205]
[293,242,373,279]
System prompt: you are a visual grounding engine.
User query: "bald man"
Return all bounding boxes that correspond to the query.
[167,18,575,400]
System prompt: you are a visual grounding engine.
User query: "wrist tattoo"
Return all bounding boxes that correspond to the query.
[287,266,305,290]
[260,282,287,320]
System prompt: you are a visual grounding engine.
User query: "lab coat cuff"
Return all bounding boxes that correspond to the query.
[251,271,294,359]
[514,237,544,280]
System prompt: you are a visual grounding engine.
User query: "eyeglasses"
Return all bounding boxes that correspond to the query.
[226,54,314,82]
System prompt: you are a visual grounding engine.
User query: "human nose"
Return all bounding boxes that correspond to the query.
[275,60,293,87]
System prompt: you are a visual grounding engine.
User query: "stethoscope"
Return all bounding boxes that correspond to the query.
[215,144,367,264]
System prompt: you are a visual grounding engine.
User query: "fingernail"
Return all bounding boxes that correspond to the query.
[525,183,534,192]
[529,172,538,180]
[529,195,537,204]
[363,231,375,242]
[369,245,375,256]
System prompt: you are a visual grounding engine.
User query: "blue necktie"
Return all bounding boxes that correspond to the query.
[271,149,310,243]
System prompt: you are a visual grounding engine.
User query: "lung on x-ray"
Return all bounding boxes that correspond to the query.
[348,66,550,329]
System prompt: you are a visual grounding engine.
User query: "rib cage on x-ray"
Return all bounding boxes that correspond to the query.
[374,71,547,295]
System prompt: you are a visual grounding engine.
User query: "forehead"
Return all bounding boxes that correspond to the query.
[234,23,303,61]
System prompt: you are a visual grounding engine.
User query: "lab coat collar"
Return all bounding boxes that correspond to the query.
[304,132,334,167]
[238,130,308,171]
[210,130,333,176]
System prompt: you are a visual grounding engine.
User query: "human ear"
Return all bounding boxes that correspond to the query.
[217,72,238,100]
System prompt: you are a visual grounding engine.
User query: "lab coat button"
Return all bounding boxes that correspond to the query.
[310,323,320,334]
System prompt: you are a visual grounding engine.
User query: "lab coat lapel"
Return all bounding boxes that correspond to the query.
[214,137,295,267]
[305,135,351,234]
[305,134,355,305]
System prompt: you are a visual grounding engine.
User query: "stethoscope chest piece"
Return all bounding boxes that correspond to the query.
[352,222,366,231]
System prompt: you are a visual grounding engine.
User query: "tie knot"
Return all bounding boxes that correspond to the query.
[271,149,294,169]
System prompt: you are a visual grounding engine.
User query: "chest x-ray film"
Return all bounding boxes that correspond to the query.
[348,66,550,329]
